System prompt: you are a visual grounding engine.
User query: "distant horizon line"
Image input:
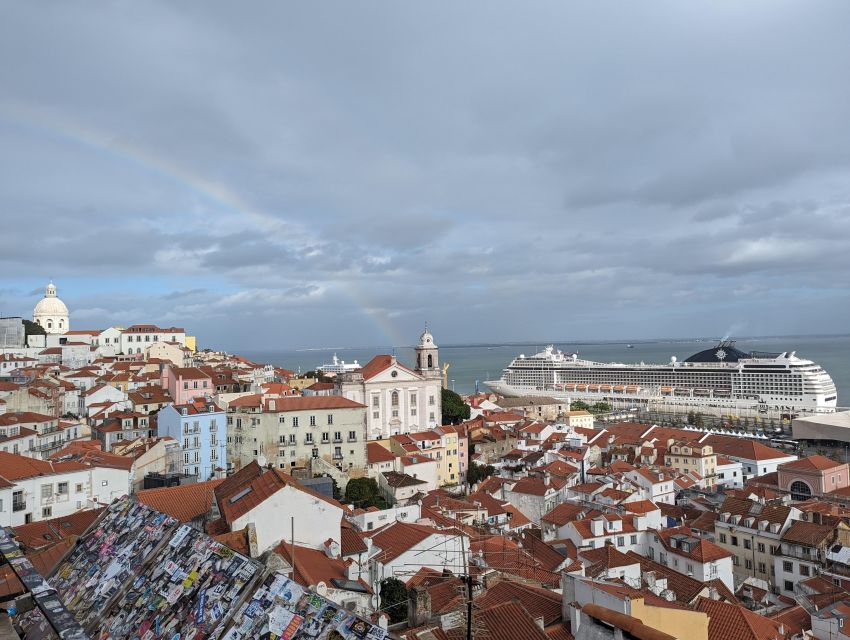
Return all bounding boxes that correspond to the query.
[232,331,850,354]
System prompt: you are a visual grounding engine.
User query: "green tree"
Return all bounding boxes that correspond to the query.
[344,477,387,509]
[441,388,470,425]
[380,578,408,624]
[22,319,45,339]
[686,411,696,425]
[693,413,704,428]
[571,400,590,411]
[467,462,496,487]
[591,402,611,414]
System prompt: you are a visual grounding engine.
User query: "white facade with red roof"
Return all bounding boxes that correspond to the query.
[337,328,442,439]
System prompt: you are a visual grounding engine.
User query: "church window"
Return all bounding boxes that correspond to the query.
[429,395,435,406]
[410,394,417,406]
[391,392,399,406]
[47,321,53,329]
[417,354,421,368]
[427,354,433,368]
[372,396,379,408]
[59,320,64,329]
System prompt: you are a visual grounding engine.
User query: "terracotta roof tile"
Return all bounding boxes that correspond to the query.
[12,508,104,551]
[781,455,844,472]
[695,597,787,640]
[136,478,224,523]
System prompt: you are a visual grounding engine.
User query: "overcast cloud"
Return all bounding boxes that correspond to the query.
[2,1,850,350]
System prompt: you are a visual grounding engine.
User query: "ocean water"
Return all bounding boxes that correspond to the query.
[241,334,850,405]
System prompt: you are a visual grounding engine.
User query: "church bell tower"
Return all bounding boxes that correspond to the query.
[415,324,440,379]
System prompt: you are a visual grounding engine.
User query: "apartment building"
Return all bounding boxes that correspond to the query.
[158,398,226,480]
[227,395,367,472]
[664,441,717,488]
[713,496,800,587]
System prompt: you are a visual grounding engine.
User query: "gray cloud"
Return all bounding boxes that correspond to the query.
[2,0,850,348]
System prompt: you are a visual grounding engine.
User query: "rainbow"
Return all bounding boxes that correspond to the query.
[0,103,411,348]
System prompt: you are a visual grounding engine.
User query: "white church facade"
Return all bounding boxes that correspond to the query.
[337,328,443,440]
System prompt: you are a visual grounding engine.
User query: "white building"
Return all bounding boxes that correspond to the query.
[646,525,735,591]
[337,328,443,439]
[0,451,128,526]
[32,282,70,335]
[714,456,745,489]
[120,324,186,356]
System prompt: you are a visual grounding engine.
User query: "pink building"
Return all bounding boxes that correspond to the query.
[161,366,213,405]
[778,455,849,500]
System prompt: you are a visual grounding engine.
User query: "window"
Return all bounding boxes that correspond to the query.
[310,415,316,427]
[429,395,435,406]
[373,412,379,419]
[743,539,751,550]
[279,415,286,424]
[101,480,108,487]
[348,431,357,441]
[617,536,624,546]
[333,431,341,441]
[391,391,399,406]
[57,482,68,496]
[327,414,333,425]
[410,394,417,406]
[758,562,766,574]
[289,434,296,445]
[41,484,53,499]
[719,533,727,544]
[784,581,794,592]
[783,561,793,572]
[630,535,637,544]
[305,433,313,444]
[42,506,52,518]
[745,559,753,570]
[321,433,329,443]
[731,536,738,547]
[292,417,299,428]
[757,542,765,553]
[799,564,810,577]
[372,396,379,407]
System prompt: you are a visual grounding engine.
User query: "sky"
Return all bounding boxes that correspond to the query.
[2,1,850,351]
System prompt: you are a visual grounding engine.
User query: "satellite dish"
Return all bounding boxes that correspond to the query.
[316,582,328,596]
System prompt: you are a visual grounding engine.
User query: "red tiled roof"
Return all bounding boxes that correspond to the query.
[367,442,396,464]
[368,521,448,564]
[695,597,787,640]
[510,477,554,496]
[136,478,224,523]
[262,396,366,411]
[656,526,733,562]
[0,451,89,481]
[541,503,588,526]
[781,520,835,546]
[476,578,563,626]
[781,455,844,472]
[359,355,419,381]
[12,508,104,551]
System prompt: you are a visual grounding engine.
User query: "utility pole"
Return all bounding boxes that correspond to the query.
[465,573,473,640]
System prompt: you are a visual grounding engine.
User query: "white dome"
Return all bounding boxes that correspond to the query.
[32,281,70,334]
[34,296,69,316]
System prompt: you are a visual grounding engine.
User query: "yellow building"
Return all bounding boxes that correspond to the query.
[185,336,197,352]
[665,441,717,488]
[389,429,461,486]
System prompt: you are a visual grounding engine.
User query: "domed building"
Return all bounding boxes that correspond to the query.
[33,281,70,334]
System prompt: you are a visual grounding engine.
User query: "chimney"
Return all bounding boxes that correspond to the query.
[407,585,432,627]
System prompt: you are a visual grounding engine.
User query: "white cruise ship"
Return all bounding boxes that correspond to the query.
[485,341,837,417]
[317,353,361,375]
